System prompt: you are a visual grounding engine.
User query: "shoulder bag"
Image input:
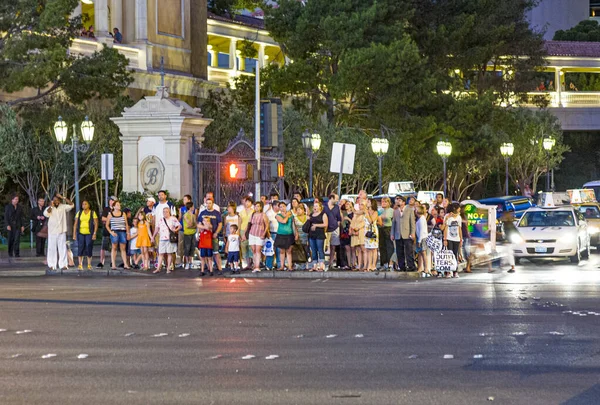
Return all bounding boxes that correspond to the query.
[163,218,179,244]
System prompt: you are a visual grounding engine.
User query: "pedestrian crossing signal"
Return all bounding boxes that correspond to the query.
[228,163,247,180]
[277,162,284,178]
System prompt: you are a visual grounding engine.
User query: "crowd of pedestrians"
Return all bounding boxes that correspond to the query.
[3,190,498,277]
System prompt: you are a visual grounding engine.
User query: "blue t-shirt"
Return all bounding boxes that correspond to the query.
[198,209,222,236]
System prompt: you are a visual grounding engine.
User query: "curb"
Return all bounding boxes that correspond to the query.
[0,269,152,278]
[224,270,421,280]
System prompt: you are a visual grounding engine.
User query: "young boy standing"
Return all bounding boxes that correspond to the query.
[198,216,214,276]
[226,224,241,274]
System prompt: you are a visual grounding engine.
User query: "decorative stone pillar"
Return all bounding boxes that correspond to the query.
[94,0,111,39]
[229,38,238,72]
[110,87,213,199]
[208,45,218,67]
[110,0,123,35]
[258,43,266,68]
[134,0,148,42]
[555,67,563,107]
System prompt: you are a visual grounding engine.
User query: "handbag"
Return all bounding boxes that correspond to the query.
[36,224,48,239]
[163,218,179,244]
[302,218,312,234]
[365,221,376,239]
[434,247,458,273]
[245,213,254,240]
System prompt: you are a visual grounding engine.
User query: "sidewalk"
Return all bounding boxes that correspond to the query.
[225,269,421,280]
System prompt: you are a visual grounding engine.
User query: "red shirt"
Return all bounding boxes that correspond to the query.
[198,230,213,249]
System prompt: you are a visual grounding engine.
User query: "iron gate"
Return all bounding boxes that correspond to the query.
[192,129,284,207]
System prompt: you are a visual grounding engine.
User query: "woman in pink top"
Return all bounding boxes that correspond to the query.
[248,201,269,272]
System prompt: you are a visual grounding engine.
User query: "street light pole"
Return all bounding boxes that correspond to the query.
[309,151,314,198]
[371,136,389,195]
[53,116,94,210]
[543,136,555,192]
[500,142,514,196]
[377,155,383,195]
[442,157,448,197]
[436,140,452,198]
[302,131,321,198]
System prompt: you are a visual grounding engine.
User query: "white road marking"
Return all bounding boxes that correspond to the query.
[124,332,135,337]
[354,334,364,338]
[77,354,89,359]
[311,279,322,283]
[443,354,454,359]
[42,354,57,359]
[265,355,279,360]
[545,331,565,336]
[10,354,22,358]
[326,334,337,339]
[152,333,168,338]
[243,278,254,285]
[473,354,483,359]
[15,330,32,335]
[408,355,418,359]
[230,278,236,283]
[512,332,527,336]
[241,355,256,360]
[0,329,7,332]
[209,355,223,360]
[295,334,304,339]
[178,333,190,338]
[322,279,329,283]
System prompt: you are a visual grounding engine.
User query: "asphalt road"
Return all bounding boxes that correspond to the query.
[1,255,600,405]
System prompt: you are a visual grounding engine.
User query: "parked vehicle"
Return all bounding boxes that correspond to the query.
[583,180,600,201]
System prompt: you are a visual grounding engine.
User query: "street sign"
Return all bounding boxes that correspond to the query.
[101,154,114,180]
[330,142,356,197]
[330,143,356,174]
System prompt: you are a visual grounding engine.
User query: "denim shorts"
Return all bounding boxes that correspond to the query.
[110,230,127,245]
[200,248,213,258]
[227,251,240,263]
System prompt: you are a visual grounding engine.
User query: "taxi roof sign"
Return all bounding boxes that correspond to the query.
[568,189,597,204]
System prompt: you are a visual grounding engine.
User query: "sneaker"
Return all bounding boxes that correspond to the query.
[96,262,104,269]
[252,268,261,273]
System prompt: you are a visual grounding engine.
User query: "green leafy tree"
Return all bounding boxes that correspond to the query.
[0,0,132,105]
[264,0,414,124]
[554,20,600,42]
[408,0,547,102]
[495,108,568,194]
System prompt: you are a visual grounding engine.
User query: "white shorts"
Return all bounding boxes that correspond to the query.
[159,240,177,254]
[248,235,264,247]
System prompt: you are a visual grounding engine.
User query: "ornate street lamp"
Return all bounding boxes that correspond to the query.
[500,142,514,195]
[543,136,555,191]
[436,140,452,197]
[302,130,321,197]
[53,116,95,209]
[371,137,389,195]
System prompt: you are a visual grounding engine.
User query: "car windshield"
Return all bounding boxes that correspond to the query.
[579,205,600,219]
[519,211,575,227]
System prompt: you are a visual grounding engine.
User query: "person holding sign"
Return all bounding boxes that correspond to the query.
[443,203,462,278]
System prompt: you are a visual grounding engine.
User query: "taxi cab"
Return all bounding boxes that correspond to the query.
[512,206,590,264]
[568,189,600,247]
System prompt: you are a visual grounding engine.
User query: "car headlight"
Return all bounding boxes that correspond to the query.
[589,226,599,235]
[509,234,524,244]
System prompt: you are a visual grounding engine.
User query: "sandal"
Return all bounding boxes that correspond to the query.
[152,269,161,274]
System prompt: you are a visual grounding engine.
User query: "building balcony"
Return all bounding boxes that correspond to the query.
[523,91,600,107]
[69,38,150,71]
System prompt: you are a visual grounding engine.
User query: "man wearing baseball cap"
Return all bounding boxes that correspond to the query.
[97,196,117,268]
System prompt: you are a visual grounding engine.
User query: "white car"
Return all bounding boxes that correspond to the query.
[512,206,591,264]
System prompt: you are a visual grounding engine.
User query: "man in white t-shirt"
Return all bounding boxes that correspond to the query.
[199,191,220,213]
